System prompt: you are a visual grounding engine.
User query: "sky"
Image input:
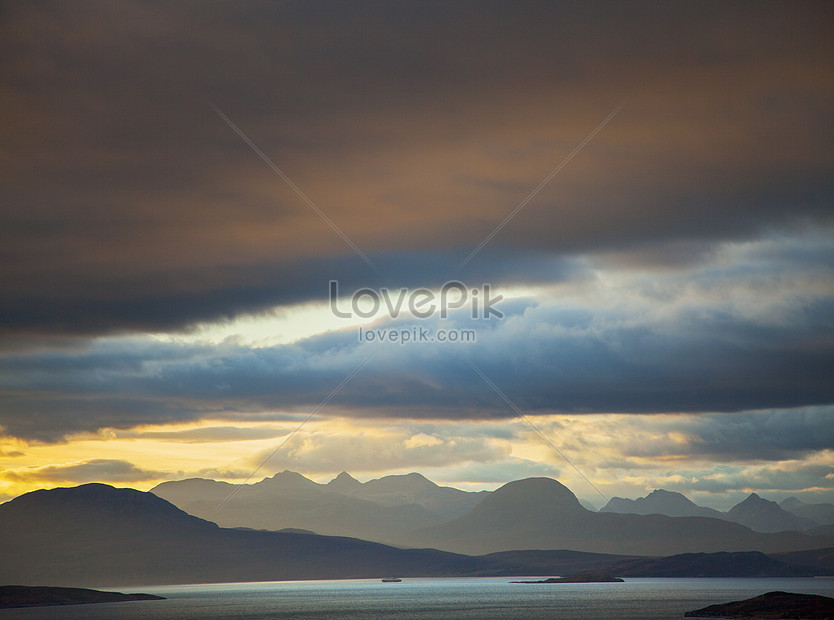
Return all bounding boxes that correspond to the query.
[1,1,833,511]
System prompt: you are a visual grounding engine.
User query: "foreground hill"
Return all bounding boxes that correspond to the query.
[403,478,834,556]
[0,586,163,609]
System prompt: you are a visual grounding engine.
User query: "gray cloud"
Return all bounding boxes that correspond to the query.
[683,464,834,496]
[4,459,165,484]
[115,426,290,443]
[585,408,834,464]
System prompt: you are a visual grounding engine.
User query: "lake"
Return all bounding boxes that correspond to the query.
[2,578,833,619]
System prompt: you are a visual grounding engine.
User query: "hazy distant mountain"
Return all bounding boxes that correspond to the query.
[151,470,487,543]
[404,478,834,556]
[326,471,489,519]
[0,483,586,587]
[780,497,834,526]
[151,472,443,542]
[724,493,817,533]
[600,489,722,518]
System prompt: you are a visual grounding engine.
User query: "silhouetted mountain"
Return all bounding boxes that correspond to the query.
[725,493,817,533]
[781,497,834,526]
[604,551,813,577]
[0,483,608,587]
[404,478,834,556]
[600,489,722,518]
[152,470,487,542]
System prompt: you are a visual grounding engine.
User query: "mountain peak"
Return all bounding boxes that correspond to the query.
[725,492,816,533]
[780,496,803,509]
[259,470,318,489]
[327,471,362,492]
[599,488,722,518]
[334,471,359,483]
[477,477,584,516]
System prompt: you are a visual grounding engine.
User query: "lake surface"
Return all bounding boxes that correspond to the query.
[2,578,833,620]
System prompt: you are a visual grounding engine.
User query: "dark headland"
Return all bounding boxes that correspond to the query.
[0,585,164,609]
[684,591,834,619]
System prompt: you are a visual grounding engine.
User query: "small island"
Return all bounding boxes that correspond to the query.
[0,585,164,609]
[512,572,624,584]
[684,591,834,619]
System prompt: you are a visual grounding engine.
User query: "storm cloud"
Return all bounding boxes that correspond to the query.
[2,1,832,337]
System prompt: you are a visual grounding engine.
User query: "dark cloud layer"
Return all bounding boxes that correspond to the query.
[1,229,831,441]
[2,1,832,337]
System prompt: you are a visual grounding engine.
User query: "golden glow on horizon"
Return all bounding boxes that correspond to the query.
[3,413,829,511]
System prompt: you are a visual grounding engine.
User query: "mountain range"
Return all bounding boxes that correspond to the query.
[780,497,834,526]
[401,478,832,556]
[601,489,833,533]
[152,473,834,557]
[151,471,486,542]
[2,483,833,588]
